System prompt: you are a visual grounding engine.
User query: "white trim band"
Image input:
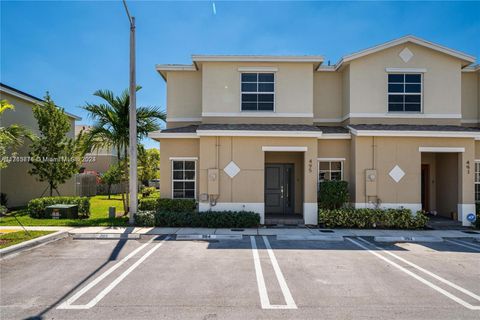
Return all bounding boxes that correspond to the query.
[238,67,278,72]
[347,112,462,119]
[166,117,202,122]
[202,112,314,118]
[348,127,480,139]
[169,157,198,161]
[419,147,465,153]
[148,132,199,139]
[197,130,322,138]
[317,158,346,161]
[262,146,308,152]
[386,68,427,73]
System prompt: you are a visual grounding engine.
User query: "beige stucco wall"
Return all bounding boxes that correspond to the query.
[352,136,474,211]
[313,72,342,122]
[0,92,76,207]
[158,139,200,199]
[317,139,351,183]
[166,71,202,120]
[201,62,314,121]
[197,137,318,205]
[342,66,350,119]
[347,43,463,125]
[461,72,479,123]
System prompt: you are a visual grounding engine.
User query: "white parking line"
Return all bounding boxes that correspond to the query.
[445,239,480,252]
[57,236,169,310]
[250,236,297,310]
[346,237,480,310]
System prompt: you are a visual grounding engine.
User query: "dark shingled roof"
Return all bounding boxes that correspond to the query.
[198,123,323,131]
[161,124,351,134]
[161,125,198,133]
[317,126,350,134]
[349,124,480,132]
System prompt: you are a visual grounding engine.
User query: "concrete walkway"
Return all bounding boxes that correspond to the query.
[1,225,479,238]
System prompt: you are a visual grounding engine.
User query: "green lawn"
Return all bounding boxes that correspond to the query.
[0,194,152,227]
[0,230,54,249]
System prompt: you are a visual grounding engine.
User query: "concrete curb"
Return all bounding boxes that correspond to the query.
[374,236,443,243]
[0,230,68,258]
[71,233,141,240]
[176,234,243,240]
[276,235,344,241]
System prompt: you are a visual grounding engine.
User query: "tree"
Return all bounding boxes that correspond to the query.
[101,163,123,199]
[0,100,34,169]
[81,87,165,212]
[138,145,160,186]
[28,93,80,196]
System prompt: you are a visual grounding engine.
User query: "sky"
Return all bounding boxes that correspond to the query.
[1,0,479,149]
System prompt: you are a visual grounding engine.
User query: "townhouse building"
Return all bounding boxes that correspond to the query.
[149,36,480,226]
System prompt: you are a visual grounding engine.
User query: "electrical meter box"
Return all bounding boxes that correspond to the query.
[365,169,377,196]
[207,169,219,196]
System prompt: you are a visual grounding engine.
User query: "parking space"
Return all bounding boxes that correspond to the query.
[0,235,479,319]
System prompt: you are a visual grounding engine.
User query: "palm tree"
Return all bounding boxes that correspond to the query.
[0,100,35,169]
[81,87,165,212]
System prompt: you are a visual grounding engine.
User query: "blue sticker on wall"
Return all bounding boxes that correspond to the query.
[466,213,476,223]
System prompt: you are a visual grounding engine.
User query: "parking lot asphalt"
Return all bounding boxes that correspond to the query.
[1,235,479,320]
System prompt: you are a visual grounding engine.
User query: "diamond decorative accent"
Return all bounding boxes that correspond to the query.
[399,47,413,63]
[389,165,405,183]
[224,161,240,178]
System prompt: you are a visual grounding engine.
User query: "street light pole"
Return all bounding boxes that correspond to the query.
[123,0,137,224]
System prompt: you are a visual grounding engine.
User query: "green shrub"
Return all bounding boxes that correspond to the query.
[27,197,90,218]
[138,198,157,211]
[138,198,197,213]
[141,186,157,198]
[318,180,349,209]
[135,211,155,227]
[318,208,428,229]
[157,198,196,213]
[134,210,260,228]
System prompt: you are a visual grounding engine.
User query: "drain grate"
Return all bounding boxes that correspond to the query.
[230,228,244,232]
[319,229,334,233]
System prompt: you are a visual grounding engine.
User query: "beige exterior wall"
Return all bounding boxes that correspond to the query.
[81,154,118,174]
[166,71,202,120]
[0,92,76,207]
[342,66,350,119]
[313,72,342,122]
[347,43,463,125]
[201,62,314,122]
[461,72,479,123]
[351,136,474,216]
[158,139,200,199]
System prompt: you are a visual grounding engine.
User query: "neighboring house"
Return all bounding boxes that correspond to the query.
[0,83,82,207]
[75,125,118,174]
[149,35,480,226]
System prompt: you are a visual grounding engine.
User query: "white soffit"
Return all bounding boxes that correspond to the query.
[418,147,465,153]
[262,146,308,152]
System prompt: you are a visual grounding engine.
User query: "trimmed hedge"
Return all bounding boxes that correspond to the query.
[27,197,91,218]
[318,180,349,209]
[318,208,428,229]
[135,210,260,228]
[138,198,196,213]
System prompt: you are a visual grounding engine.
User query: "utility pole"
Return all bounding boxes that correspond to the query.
[123,0,137,224]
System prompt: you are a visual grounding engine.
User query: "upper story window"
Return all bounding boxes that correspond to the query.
[388,73,422,112]
[241,73,275,111]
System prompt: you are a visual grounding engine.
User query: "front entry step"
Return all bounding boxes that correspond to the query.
[264,215,304,226]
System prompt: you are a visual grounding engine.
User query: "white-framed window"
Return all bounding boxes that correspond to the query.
[172,160,196,199]
[475,161,480,203]
[318,160,344,182]
[388,73,422,112]
[241,72,275,111]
